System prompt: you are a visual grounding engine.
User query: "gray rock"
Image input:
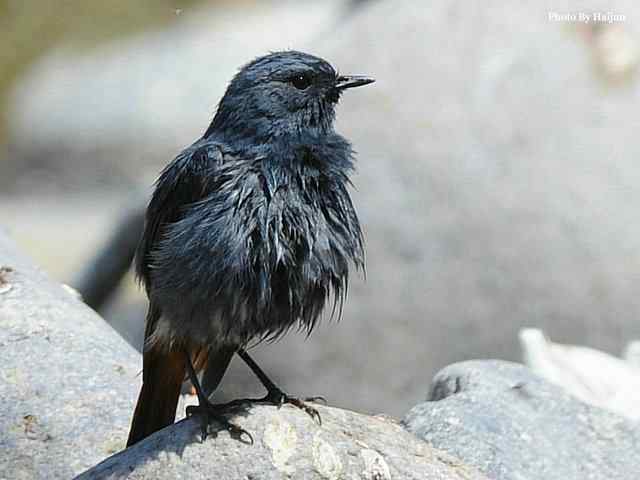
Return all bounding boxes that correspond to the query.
[403,360,640,480]
[76,403,486,480]
[0,229,140,478]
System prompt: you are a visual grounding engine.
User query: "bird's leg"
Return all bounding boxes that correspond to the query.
[183,350,253,444]
[233,348,324,425]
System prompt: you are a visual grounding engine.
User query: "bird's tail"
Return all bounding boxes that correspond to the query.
[126,307,186,447]
[126,347,185,447]
[126,306,236,447]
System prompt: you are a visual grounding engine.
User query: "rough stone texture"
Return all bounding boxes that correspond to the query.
[404,360,640,480]
[5,0,640,418]
[0,229,141,478]
[76,404,486,480]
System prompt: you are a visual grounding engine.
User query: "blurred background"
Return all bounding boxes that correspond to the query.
[2,0,640,417]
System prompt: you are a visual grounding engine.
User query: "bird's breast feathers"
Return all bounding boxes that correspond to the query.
[146,140,363,347]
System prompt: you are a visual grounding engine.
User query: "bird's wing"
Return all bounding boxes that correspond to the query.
[127,143,228,447]
[135,141,224,287]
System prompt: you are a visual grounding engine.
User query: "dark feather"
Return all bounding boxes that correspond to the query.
[128,51,369,446]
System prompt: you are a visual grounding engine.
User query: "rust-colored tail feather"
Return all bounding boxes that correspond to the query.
[126,346,186,447]
[127,305,186,447]
[126,305,236,447]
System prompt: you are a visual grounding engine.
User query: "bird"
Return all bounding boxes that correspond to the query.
[126,50,373,447]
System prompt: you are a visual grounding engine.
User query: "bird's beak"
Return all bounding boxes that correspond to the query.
[335,75,375,91]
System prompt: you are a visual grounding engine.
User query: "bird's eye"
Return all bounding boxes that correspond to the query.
[289,74,312,90]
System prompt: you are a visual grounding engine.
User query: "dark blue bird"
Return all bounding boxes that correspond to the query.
[127,51,374,446]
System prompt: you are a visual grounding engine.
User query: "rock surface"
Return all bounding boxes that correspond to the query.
[404,360,640,480]
[0,229,141,478]
[76,404,486,480]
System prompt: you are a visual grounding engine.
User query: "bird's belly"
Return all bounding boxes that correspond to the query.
[148,181,355,350]
[150,246,334,349]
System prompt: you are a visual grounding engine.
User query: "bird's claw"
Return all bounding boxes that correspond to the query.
[227,423,254,445]
[266,390,323,425]
[186,404,254,445]
[302,403,322,425]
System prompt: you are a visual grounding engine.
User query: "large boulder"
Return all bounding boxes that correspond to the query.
[0,229,140,478]
[76,404,486,480]
[404,360,640,480]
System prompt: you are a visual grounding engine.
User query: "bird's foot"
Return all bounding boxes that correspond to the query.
[258,390,325,425]
[186,403,253,444]
[216,391,325,425]
[233,349,324,424]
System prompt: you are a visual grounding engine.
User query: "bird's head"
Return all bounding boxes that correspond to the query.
[206,51,374,141]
